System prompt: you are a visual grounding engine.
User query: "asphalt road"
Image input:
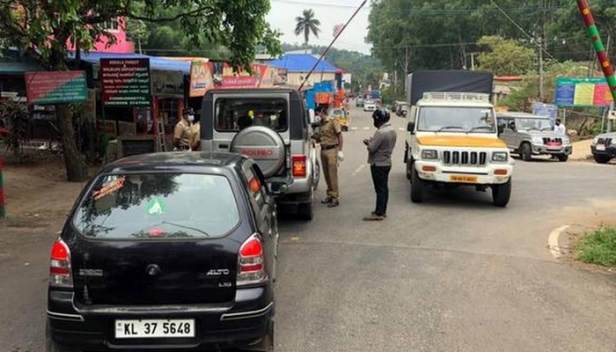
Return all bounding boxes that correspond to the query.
[1,106,616,352]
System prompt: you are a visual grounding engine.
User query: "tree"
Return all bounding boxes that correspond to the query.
[294,9,321,50]
[0,0,282,182]
[476,36,535,75]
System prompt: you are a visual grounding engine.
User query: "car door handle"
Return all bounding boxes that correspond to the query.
[219,144,229,149]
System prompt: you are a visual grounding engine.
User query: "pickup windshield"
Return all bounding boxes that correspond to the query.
[516,118,552,131]
[417,106,496,133]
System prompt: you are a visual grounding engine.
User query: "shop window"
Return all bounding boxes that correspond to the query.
[103,17,120,31]
[159,98,180,134]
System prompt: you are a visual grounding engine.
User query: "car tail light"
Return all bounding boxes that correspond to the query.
[50,238,73,288]
[292,155,307,178]
[237,234,267,286]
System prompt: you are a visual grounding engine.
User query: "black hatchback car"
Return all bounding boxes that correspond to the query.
[46,152,278,352]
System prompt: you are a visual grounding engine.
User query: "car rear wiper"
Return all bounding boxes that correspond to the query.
[437,126,464,132]
[161,221,211,237]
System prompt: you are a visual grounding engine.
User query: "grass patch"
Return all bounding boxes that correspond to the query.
[575,227,616,267]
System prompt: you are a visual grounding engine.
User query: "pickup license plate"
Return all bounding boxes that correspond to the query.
[450,175,478,183]
[597,145,606,151]
[115,319,195,339]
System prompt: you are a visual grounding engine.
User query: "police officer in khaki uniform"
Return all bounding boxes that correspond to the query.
[174,108,195,151]
[312,106,344,207]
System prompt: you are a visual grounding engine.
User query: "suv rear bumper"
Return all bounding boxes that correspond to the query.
[47,287,274,351]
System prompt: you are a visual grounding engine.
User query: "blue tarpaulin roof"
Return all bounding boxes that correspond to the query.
[269,53,339,73]
[67,52,191,74]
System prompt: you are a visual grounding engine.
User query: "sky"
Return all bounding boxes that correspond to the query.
[266,0,372,54]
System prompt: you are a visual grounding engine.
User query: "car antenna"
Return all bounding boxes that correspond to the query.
[297,0,368,92]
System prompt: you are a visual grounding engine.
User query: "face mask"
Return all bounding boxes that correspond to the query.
[314,115,322,123]
[187,115,195,122]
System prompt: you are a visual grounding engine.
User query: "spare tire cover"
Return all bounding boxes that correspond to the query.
[230,126,286,178]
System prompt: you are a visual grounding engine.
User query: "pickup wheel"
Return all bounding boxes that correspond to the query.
[520,143,532,161]
[492,179,512,207]
[410,169,425,203]
[593,154,611,164]
[557,154,569,162]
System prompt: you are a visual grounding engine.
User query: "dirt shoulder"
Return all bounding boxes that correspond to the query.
[0,153,86,261]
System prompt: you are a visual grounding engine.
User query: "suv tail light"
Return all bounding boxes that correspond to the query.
[50,238,73,288]
[237,235,267,286]
[292,155,307,178]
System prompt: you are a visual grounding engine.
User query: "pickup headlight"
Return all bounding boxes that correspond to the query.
[562,137,571,145]
[592,137,600,146]
[531,136,543,145]
[492,151,509,162]
[421,149,438,160]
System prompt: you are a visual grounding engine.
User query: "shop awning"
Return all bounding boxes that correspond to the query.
[67,52,191,74]
[0,62,43,74]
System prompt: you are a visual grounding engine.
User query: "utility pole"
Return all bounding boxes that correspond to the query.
[538,36,544,102]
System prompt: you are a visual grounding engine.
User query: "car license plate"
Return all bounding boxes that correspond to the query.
[450,175,478,183]
[115,319,195,339]
[597,145,606,151]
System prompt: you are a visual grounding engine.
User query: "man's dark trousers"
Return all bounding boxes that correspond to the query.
[370,165,391,216]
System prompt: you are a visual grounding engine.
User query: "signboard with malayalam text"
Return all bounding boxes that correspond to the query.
[100,58,152,107]
[555,77,614,107]
[24,71,87,105]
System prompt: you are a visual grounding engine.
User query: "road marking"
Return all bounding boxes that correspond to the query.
[351,164,366,177]
[398,127,405,131]
[548,225,570,258]
[363,127,370,130]
[351,127,358,131]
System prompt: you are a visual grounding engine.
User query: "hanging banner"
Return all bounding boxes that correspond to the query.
[189,59,213,97]
[100,58,151,107]
[555,77,613,107]
[24,71,88,105]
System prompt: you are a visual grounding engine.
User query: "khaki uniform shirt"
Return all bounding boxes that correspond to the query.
[190,122,201,150]
[174,119,193,148]
[320,117,342,147]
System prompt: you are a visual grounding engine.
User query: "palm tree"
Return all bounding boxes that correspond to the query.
[295,9,321,51]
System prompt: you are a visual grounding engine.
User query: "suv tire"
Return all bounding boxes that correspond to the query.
[594,154,611,164]
[557,154,568,162]
[46,321,78,352]
[520,143,532,161]
[492,179,512,207]
[410,169,424,203]
[297,201,314,221]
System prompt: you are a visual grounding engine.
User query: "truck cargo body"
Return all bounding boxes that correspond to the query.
[406,70,493,106]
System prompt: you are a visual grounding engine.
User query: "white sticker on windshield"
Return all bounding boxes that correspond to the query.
[146,197,166,215]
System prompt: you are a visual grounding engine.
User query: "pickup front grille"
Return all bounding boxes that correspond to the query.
[543,137,563,144]
[598,138,613,146]
[442,151,487,166]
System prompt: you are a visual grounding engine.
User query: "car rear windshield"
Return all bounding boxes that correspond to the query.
[215,97,288,132]
[72,173,240,240]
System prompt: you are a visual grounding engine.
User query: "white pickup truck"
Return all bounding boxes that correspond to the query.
[404,91,514,207]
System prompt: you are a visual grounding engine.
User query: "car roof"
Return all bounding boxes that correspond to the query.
[99,152,247,175]
[496,112,549,119]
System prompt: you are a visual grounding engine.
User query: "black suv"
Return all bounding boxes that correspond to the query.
[46,152,278,352]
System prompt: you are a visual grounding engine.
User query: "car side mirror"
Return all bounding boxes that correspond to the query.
[498,124,504,135]
[407,121,415,134]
